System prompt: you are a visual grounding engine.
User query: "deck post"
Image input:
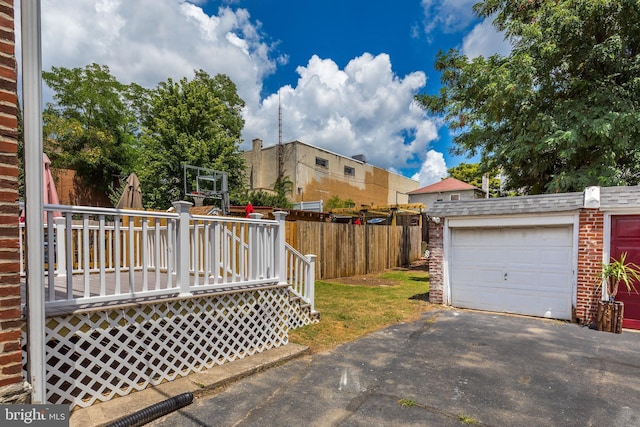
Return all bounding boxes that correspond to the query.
[173,201,193,297]
[273,211,288,283]
[55,216,66,277]
[306,254,316,312]
[248,213,263,280]
[22,0,47,404]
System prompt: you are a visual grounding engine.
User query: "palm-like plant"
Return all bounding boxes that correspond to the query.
[600,252,640,301]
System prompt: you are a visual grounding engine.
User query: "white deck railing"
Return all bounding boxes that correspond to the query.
[19,202,315,311]
[285,244,316,312]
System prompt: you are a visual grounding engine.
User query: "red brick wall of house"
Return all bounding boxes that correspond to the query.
[0,0,22,391]
[576,209,604,326]
[428,220,444,304]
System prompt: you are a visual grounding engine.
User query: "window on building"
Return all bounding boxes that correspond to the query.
[315,157,328,168]
[344,166,355,176]
[450,194,460,201]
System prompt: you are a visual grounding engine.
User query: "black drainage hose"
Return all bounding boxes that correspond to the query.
[106,392,194,427]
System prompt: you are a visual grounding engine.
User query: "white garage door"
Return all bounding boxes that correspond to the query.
[450,226,574,320]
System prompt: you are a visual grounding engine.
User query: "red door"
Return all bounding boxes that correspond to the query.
[610,215,640,329]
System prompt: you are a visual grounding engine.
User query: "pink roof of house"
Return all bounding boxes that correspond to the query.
[409,177,478,195]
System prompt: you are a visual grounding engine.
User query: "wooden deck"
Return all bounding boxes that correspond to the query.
[21,270,280,317]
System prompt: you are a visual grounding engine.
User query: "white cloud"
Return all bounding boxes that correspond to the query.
[420,0,478,35]
[420,1,511,59]
[411,150,448,186]
[461,18,512,59]
[243,53,441,175]
[18,1,444,182]
[36,0,276,107]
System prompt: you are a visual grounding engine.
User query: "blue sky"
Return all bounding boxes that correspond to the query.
[19,0,511,186]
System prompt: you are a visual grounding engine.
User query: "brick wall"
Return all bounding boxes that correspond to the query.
[428,219,444,304]
[576,209,604,326]
[0,0,25,401]
[53,168,111,207]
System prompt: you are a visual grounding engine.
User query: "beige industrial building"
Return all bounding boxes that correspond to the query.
[242,138,420,208]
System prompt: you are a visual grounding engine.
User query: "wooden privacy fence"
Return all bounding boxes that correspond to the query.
[286,222,422,279]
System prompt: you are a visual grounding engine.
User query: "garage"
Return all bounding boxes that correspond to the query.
[428,187,640,327]
[449,225,575,320]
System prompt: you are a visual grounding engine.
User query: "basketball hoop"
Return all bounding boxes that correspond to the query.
[183,165,230,214]
[191,192,206,207]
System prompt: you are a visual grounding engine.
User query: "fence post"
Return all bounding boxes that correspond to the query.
[273,211,288,283]
[248,213,263,280]
[55,216,66,277]
[173,201,193,297]
[306,254,316,312]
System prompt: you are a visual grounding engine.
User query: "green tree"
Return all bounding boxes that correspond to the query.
[417,1,640,194]
[244,190,293,209]
[447,162,502,197]
[232,175,294,209]
[42,63,146,195]
[325,195,355,210]
[138,70,246,209]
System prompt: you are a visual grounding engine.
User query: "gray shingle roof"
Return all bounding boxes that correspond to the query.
[428,192,584,217]
[600,186,640,208]
[428,185,640,218]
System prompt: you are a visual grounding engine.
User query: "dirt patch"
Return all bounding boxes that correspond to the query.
[404,258,429,271]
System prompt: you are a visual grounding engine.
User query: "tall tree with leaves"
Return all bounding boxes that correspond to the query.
[137,71,246,209]
[417,0,640,194]
[447,162,503,197]
[42,63,147,195]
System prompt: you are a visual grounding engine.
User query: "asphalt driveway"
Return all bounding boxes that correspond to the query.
[149,309,640,426]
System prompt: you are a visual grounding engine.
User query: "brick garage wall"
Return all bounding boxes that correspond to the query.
[428,219,444,304]
[0,0,28,403]
[576,209,604,326]
[53,168,112,207]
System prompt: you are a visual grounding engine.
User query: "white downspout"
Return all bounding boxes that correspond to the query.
[22,0,47,403]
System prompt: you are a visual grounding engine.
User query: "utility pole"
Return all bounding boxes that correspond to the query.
[277,90,284,182]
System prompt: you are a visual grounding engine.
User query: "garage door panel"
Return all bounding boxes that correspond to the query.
[540,249,572,266]
[454,268,504,283]
[453,283,567,296]
[450,226,574,320]
[509,249,538,265]
[453,289,569,318]
[508,269,572,285]
[612,216,640,239]
[452,247,503,265]
[454,276,569,295]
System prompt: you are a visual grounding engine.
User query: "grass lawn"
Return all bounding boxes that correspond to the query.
[289,267,432,353]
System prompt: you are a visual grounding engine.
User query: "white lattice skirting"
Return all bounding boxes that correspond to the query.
[24,285,298,409]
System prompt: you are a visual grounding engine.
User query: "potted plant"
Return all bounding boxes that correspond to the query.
[596,252,640,333]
